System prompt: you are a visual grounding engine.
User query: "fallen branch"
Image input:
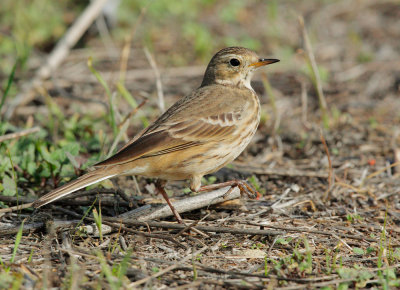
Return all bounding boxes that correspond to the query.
[118,186,241,221]
[4,0,110,119]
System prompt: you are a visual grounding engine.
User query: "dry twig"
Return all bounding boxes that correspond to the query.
[0,127,40,143]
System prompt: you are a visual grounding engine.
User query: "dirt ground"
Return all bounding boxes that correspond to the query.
[1,0,400,289]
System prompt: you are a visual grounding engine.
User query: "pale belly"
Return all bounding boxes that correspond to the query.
[121,116,259,181]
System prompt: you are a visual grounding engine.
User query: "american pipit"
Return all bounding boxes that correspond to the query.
[33,47,279,222]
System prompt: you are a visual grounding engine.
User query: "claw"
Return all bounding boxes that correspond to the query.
[199,179,260,200]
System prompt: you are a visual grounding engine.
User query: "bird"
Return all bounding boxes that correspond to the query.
[33,47,279,223]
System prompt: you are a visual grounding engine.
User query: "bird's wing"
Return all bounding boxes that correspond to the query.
[95,85,252,167]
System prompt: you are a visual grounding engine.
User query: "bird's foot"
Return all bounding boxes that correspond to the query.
[198,179,260,199]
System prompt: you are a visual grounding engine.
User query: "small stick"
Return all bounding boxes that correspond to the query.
[0,202,33,214]
[0,127,40,143]
[173,213,211,238]
[364,161,400,184]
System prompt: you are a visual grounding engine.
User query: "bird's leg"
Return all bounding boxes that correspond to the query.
[155,180,183,224]
[198,179,260,199]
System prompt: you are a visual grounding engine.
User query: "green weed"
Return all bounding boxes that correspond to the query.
[93,206,103,241]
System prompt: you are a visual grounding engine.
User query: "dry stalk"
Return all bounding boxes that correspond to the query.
[298,15,329,127]
[119,4,149,83]
[144,47,165,113]
[301,81,311,129]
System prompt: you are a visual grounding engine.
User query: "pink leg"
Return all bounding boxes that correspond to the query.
[198,179,260,199]
[155,181,183,223]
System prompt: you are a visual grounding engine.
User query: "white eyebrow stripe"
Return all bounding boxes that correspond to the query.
[222,54,243,60]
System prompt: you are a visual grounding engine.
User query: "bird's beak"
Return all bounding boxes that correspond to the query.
[249,58,280,68]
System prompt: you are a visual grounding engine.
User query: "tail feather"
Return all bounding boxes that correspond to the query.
[33,169,116,208]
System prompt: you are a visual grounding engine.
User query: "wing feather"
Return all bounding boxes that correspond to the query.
[95,85,251,167]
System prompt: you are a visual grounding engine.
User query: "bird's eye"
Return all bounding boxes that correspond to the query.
[229,58,240,66]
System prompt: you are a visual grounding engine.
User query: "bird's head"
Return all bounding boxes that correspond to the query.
[201,47,279,90]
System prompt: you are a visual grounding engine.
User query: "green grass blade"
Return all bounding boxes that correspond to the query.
[117,249,132,280]
[87,56,118,136]
[11,220,24,264]
[116,82,137,109]
[72,198,97,241]
[97,251,119,289]
[0,61,17,119]
[93,207,103,241]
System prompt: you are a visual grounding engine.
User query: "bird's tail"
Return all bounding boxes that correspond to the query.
[33,168,117,208]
